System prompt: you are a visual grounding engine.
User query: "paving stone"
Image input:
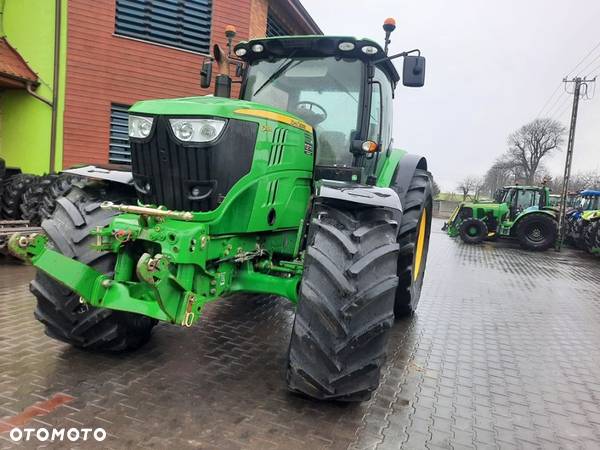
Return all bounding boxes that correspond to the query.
[0,220,599,449]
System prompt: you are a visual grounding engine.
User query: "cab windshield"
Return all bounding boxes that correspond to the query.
[242,57,363,166]
[582,196,600,210]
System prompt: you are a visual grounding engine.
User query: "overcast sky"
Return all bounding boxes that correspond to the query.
[301,0,600,191]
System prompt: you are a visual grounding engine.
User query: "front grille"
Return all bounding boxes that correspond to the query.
[131,117,258,212]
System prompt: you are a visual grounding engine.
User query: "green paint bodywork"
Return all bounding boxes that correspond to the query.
[445,186,555,239]
[18,92,414,326]
[0,0,67,173]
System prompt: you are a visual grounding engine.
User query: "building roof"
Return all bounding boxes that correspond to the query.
[0,37,39,89]
[287,0,322,35]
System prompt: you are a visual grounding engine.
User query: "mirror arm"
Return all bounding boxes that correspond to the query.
[373,48,420,65]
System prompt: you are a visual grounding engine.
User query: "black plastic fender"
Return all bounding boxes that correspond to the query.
[314,179,402,215]
[390,154,428,204]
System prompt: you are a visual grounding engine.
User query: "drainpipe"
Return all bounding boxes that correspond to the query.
[0,0,5,36]
[26,82,52,107]
[48,0,62,173]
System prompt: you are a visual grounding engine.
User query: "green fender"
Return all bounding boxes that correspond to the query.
[511,209,557,233]
[376,149,428,200]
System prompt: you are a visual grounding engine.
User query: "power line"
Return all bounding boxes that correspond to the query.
[566,39,600,77]
[536,82,563,118]
[585,62,600,78]
[553,98,573,120]
[537,39,600,118]
[577,51,600,77]
[543,90,569,119]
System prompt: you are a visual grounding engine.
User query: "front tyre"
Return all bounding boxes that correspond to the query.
[31,181,157,351]
[459,218,488,245]
[287,203,399,401]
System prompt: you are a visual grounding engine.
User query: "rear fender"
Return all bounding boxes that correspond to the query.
[512,210,557,232]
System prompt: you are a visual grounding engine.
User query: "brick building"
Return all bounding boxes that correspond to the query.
[0,0,320,174]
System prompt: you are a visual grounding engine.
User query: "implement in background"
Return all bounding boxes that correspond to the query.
[555,76,596,251]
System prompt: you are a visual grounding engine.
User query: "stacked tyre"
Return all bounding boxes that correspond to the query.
[1,173,38,219]
[0,172,81,223]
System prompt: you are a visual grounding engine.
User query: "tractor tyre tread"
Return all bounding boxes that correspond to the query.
[393,169,433,317]
[1,173,38,219]
[515,213,558,251]
[31,180,157,352]
[287,203,399,401]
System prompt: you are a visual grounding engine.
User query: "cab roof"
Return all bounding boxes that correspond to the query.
[234,36,400,86]
[503,185,546,190]
[581,189,600,197]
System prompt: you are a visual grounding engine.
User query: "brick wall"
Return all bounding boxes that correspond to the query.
[63,0,253,167]
[63,0,318,168]
[249,0,268,38]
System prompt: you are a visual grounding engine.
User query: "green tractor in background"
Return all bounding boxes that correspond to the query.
[10,22,435,401]
[444,185,558,251]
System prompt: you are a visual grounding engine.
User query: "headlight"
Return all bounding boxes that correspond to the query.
[128,115,154,138]
[169,118,226,143]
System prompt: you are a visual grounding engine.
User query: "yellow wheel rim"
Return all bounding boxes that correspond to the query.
[413,208,427,282]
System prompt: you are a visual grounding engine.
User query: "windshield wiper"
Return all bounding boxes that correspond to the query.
[253,59,302,97]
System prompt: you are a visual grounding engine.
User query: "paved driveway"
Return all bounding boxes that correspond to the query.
[1,219,599,449]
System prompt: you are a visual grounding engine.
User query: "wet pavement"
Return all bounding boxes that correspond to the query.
[1,218,600,449]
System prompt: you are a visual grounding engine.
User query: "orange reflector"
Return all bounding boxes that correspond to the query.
[384,17,396,27]
[362,141,378,153]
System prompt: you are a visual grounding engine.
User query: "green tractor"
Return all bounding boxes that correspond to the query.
[10,24,434,401]
[444,185,558,251]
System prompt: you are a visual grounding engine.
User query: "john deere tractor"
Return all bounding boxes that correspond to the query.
[566,189,600,253]
[444,185,558,251]
[10,23,434,401]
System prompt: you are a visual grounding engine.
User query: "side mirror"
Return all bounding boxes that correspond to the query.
[200,58,213,89]
[402,55,426,87]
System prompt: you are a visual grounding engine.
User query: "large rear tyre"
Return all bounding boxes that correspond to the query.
[583,221,600,254]
[31,181,157,351]
[515,214,557,251]
[393,169,433,317]
[287,203,399,401]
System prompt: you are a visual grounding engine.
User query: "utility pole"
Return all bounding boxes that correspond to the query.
[555,76,596,251]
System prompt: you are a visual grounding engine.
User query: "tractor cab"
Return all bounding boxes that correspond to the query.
[203,34,425,184]
[579,190,600,211]
[499,185,550,220]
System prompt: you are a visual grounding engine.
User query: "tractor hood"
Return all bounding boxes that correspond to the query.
[129,96,312,132]
[582,210,600,221]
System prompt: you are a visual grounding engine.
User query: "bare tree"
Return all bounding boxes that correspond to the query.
[571,171,600,191]
[431,179,441,198]
[456,176,483,201]
[506,118,566,184]
[472,176,485,201]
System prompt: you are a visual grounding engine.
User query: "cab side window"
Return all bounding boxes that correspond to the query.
[368,82,382,143]
[374,68,393,152]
